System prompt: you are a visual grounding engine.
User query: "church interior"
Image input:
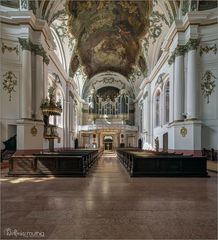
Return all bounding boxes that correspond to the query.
[0,0,217,239]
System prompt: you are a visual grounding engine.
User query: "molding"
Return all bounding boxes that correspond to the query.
[162,9,218,52]
[0,11,55,50]
[169,120,202,127]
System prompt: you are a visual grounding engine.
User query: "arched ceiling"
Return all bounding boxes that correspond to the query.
[6,0,216,98]
[82,71,134,99]
[67,0,152,78]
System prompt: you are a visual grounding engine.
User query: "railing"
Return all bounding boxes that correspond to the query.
[79,124,138,131]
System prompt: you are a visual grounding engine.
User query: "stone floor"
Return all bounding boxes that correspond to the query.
[1,152,217,239]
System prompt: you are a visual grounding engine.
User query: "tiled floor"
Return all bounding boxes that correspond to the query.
[1,152,217,239]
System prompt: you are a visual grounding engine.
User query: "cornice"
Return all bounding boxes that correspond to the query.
[0,10,55,50]
[162,8,218,52]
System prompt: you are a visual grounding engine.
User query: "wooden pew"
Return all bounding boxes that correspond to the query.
[117,149,208,177]
[8,149,103,177]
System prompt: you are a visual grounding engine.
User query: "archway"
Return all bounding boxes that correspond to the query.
[74,138,78,149]
[104,136,113,151]
[138,138,142,149]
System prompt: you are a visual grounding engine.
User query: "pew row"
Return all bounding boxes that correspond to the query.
[117,149,208,177]
[8,149,103,177]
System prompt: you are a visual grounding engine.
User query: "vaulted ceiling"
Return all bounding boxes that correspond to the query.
[67,0,152,78]
[3,0,217,98]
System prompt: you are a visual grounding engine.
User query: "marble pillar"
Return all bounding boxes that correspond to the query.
[35,55,44,120]
[21,49,32,119]
[174,55,184,121]
[187,49,198,119]
[169,64,174,123]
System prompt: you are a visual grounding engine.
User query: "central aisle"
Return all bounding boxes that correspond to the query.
[1,152,217,239]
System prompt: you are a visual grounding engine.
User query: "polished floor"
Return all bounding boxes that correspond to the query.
[1,152,217,239]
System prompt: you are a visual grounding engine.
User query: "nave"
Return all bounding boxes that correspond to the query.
[1,152,217,239]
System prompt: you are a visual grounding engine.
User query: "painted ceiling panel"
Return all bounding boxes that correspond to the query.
[67,0,152,78]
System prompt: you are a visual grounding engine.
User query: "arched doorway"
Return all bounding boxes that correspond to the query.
[74,138,78,149]
[138,138,142,149]
[104,136,113,150]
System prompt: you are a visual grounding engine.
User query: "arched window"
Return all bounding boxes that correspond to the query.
[164,82,169,123]
[155,91,161,127]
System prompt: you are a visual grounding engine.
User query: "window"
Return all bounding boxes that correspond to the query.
[155,91,161,127]
[165,82,169,123]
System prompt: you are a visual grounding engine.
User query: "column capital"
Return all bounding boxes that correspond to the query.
[168,38,200,65]
[186,39,200,51]
[18,38,50,65]
[168,45,186,65]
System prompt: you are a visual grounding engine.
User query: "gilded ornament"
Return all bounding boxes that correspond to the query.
[180,127,187,137]
[40,80,62,116]
[31,126,38,136]
[2,71,17,101]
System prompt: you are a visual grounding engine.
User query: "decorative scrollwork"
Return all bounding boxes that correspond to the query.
[2,71,17,101]
[18,38,50,65]
[1,43,19,55]
[200,44,217,56]
[168,39,200,65]
[201,71,217,104]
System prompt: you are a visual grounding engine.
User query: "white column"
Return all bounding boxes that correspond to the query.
[147,87,151,143]
[43,62,48,98]
[35,55,44,120]
[144,97,149,133]
[187,49,198,119]
[169,64,174,122]
[21,50,32,119]
[174,55,184,121]
[160,90,164,126]
[64,82,70,148]
[142,102,145,131]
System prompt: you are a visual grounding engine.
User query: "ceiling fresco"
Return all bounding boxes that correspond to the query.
[67,0,152,78]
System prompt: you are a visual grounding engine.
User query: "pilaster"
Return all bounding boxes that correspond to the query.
[173,45,186,121]
[186,39,200,119]
[35,55,44,120]
[20,49,32,119]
